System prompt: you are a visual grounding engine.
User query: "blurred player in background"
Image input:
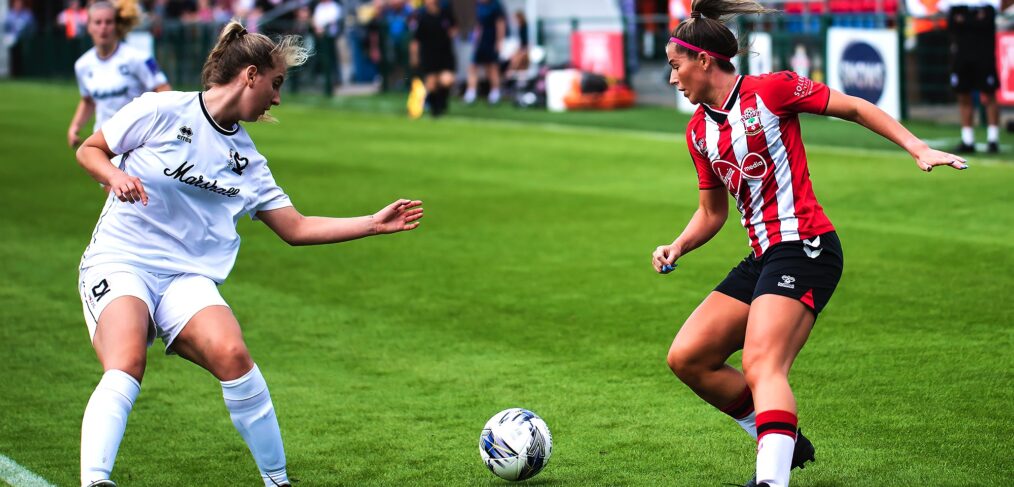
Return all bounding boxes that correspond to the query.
[940,0,1001,153]
[410,0,458,117]
[68,0,170,149]
[74,20,423,487]
[652,1,968,486]
[464,0,506,104]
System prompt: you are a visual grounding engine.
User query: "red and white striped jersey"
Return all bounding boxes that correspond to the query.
[686,71,836,257]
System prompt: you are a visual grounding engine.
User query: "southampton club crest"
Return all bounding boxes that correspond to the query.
[742,108,763,136]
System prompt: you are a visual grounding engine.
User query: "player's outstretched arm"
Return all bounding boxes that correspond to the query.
[824,89,968,172]
[257,199,424,246]
[652,188,727,273]
[76,129,148,205]
[67,97,95,148]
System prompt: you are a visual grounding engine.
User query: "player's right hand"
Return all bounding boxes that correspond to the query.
[107,171,148,206]
[68,130,81,148]
[652,243,681,274]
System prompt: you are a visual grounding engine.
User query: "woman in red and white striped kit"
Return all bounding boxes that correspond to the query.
[652,1,968,486]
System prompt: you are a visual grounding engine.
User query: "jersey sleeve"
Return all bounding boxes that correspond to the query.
[686,126,722,190]
[757,71,830,117]
[74,62,89,98]
[250,164,293,220]
[100,93,159,154]
[135,55,168,91]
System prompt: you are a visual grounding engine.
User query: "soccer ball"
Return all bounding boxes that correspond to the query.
[479,408,553,481]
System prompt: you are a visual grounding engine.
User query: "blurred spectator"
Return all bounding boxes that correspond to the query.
[58,0,89,39]
[383,0,415,90]
[313,0,345,85]
[505,9,528,77]
[212,0,233,22]
[464,0,506,104]
[4,0,36,77]
[410,0,457,117]
[166,0,197,21]
[194,0,215,22]
[941,0,1001,153]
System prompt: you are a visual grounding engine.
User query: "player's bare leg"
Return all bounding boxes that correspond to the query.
[667,292,757,436]
[742,294,816,487]
[171,306,288,487]
[957,93,976,153]
[983,92,1000,153]
[82,297,148,487]
[487,63,501,103]
[667,292,749,406]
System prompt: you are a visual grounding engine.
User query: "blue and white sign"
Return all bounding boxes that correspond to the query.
[826,27,900,119]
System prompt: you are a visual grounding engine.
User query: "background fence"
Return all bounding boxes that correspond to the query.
[5,4,1012,122]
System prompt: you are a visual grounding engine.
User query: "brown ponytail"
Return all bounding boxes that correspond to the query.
[671,0,775,73]
[201,20,310,89]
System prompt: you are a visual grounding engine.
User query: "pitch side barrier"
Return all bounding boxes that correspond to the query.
[6,10,1012,120]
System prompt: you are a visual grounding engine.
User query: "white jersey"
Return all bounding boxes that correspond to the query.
[74,43,169,131]
[80,91,292,283]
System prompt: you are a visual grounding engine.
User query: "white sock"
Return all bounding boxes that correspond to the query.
[988,125,999,143]
[222,364,288,487]
[962,126,975,145]
[735,411,758,440]
[488,88,501,103]
[463,88,476,103]
[81,369,140,487]
[756,433,795,487]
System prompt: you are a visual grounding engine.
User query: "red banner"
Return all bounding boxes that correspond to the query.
[998,32,1014,106]
[570,32,625,80]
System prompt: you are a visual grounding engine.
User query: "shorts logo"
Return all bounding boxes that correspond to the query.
[777,275,796,289]
[92,279,111,302]
[742,108,764,136]
[803,236,822,259]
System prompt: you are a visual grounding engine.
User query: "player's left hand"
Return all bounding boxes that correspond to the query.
[372,199,424,234]
[915,147,968,172]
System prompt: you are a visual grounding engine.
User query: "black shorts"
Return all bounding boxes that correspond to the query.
[420,49,456,75]
[951,52,999,93]
[948,5,998,93]
[473,39,499,64]
[715,232,844,316]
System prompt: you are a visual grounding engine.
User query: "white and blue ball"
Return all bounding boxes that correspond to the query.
[479,408,553,481]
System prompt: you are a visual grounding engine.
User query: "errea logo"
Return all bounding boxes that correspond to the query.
[177,125,193,143]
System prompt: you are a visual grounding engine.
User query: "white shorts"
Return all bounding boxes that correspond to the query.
[78,263,229,354]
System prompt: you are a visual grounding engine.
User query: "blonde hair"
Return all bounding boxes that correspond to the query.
[201,20,311,89]
[670,0,774,72]
[89,0,141,40]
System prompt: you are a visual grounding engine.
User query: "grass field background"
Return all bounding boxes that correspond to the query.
[0,80,1012,486]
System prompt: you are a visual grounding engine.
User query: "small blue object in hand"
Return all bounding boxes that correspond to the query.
[660,263,678,274]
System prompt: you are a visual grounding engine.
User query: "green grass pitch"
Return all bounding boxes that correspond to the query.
[0,80,1011,486]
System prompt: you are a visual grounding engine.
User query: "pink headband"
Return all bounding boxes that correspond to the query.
[669,37,732,62]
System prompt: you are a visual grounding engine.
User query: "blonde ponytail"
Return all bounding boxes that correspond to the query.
[201,20,311,89]
[89,0,141,40]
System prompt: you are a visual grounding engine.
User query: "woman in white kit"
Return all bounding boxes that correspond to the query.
[68,0,171,148]
[74,21,424,487]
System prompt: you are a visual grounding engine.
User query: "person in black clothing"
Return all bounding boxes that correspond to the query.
[410,0,457,117]
[944,0,1001,153]
[464,0,506,104]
